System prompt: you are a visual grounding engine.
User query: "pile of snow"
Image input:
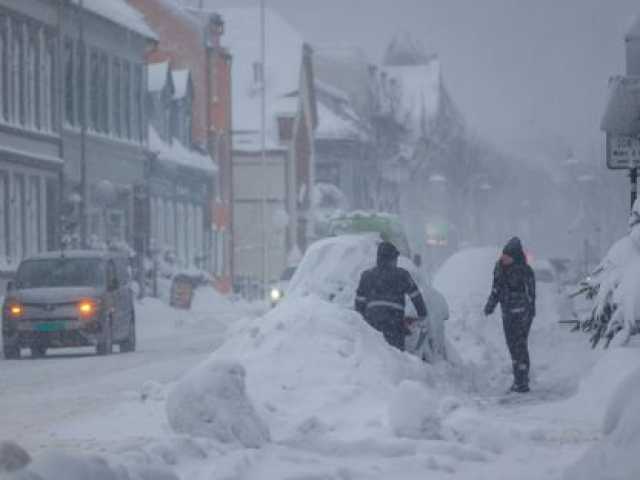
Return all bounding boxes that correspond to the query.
[565,366,640,480]
[166,361,270,448]
[388,380,442,440]
[2,445,178,480]
[176,296,437,445]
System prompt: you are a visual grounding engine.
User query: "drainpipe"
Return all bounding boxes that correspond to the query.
[56,0,66,250]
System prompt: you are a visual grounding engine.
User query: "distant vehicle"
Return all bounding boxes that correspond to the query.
[2,250,136,359]
[531,260,557,284]
[327,212,412,258]
[286,234,450,362]
[270,265,297,307]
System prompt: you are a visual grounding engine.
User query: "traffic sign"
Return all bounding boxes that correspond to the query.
[606,134,640,170]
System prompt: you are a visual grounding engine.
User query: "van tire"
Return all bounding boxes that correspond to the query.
[97,318,113,356]
[3,345,20,360]
[30,345,47,358]
[120,313,136,353]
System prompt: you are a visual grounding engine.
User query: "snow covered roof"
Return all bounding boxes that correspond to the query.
[214,7,304,151]
[315,81,367,140]
[601,76,640,135]
[384,58,442,136]
[172,69,191,100]
[147,62,171,93]
[316,101,366,141]
[148,126,217,174]
[72,0,157,40]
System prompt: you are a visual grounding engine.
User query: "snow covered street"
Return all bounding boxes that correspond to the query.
[3,249,640,479]
[0,289,258,459]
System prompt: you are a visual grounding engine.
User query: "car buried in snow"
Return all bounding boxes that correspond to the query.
[2,250,136,359]
[285,233,450,362]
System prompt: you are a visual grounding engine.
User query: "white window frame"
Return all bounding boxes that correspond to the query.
[0,171,7,260]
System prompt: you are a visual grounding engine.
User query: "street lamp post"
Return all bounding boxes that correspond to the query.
[260,0,269,300]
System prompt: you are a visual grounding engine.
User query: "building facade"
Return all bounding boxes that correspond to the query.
[58,0,154,254]
[146,61,216,272]
[127,0,234,291]
[0,0,63,277]
[217,7,317,292]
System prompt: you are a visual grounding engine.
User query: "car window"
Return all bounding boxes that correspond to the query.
[16,258,105,288]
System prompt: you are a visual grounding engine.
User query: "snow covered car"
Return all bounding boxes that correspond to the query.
[285,234,450,362]
[270,265,297,307]
[2,251,136,359]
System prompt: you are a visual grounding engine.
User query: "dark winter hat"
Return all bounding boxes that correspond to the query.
[377,241,400,262]
[502,236,526,263]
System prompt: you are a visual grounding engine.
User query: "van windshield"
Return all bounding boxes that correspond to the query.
[16,258,105,289]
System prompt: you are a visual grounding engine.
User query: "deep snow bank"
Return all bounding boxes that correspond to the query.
[166,361,270,448]
[565,366,640,480]
[177,296,436,443]
[1,446,178,480]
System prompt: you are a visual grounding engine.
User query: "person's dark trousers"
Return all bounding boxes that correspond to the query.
[367,314,406,351]
[502,313,534,388]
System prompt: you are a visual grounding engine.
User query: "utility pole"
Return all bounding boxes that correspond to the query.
[79,0,88,247]
[260,0,268,299]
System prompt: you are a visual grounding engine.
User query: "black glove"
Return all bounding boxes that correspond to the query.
[484,304,494,316]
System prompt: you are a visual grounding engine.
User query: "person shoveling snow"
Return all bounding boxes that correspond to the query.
[484,237,537,393]
[355,241,428,352]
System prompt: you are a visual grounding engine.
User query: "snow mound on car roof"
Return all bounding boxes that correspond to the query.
[434,248,503,370]
[194,296,446,446]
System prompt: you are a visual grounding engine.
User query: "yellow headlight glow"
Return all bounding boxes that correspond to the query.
[270,288,282,302]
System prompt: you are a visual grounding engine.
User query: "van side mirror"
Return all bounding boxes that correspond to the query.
[6,280,14,293]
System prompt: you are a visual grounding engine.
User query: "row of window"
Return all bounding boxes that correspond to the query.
[64,37,145,143]
[0,13,56,133]
[0,8,146,145]
[150,196,206,269]
[0,170,47,265]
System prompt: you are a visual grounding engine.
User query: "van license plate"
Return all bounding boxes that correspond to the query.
[35,321,67,332]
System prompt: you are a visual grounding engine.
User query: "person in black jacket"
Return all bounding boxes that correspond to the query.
[355,242,428,351]
[484,237,536,393]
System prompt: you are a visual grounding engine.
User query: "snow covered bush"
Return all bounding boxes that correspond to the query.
[577,199,640,346]
[564,366,640,480]
[166,361,270,448]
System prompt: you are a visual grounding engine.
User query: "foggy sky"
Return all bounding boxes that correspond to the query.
[197,0,640,167]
